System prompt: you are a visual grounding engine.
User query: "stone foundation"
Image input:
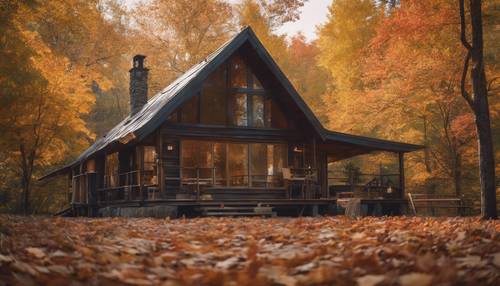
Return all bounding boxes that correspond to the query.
[99,205,178,218]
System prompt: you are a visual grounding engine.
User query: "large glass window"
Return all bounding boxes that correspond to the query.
[214,143,227,186]
[181,140,212,181]
[229,93,248,126]
[142,146,157,185]
[201,66,226,125]
[251,95,265,127]
[253,74,263,89]
[179,140,286,188]
[269,144,287,176]
[105,152,119,187]
[169,54,290,129]
[228,143,248,186]
[230,55,247,88]
[250,144,267,187]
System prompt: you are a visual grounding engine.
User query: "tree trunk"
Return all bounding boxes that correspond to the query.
[21,172,31,215]
[460,0,497,219]
[422,116,432,173]
[475,105,496,218]
[20,143,32,215]
[470,0,497,219]
[453,154,462,197]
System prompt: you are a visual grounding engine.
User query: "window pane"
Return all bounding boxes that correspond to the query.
[228,143,248,186]
[181,95,199,124]
[181,140,212,181]
[230,55,247,88]
[229,93,247,126]
[214,143,227,186]
[143,146,157,185]
[251,95,265,127]
[265,99,272,128]
[143,146,156,171]
[250,144,267,187]
[253,74,263,89]
[272,144,287,176]
[201,66,226,125]
[105,153,119,187]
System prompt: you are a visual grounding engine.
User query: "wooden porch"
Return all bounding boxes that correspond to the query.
[69,163,408,217]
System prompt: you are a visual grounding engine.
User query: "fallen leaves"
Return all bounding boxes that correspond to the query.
[356,274,386,286]
[398,273,433,286]
[25,247,46,259]
[0,215,498,286]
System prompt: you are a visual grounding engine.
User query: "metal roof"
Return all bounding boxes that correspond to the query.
[39,27,424,181]
[323,129,424,153]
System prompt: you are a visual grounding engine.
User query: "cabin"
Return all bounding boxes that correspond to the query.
[41,27,423,217]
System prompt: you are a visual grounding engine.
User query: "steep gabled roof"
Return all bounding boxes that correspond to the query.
[40,27,424,180]
[84,27,326,159]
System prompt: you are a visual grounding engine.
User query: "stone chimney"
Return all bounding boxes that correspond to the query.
[129,55,149,115]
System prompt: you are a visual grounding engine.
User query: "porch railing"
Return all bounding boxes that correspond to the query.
[179,167,286,199]
[72,173,89,204]
[98,170,158,203]
[328,171,401,199]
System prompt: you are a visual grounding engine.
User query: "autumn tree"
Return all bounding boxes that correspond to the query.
[361,0,479,197]
[317,0,499,203]
[237,0,291,70]
[286,34,330,123]
[30,0,132,136]
[132,0,234,95]
[459,0,497,219]
[0,3,95,214]
[0,0,131,213]
[317,0,378,133]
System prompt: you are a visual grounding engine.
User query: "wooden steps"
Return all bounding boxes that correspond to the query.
[54,207,74,217]
[201,188,287,200]
[199,204,276,217]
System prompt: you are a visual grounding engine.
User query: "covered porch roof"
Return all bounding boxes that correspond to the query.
[319,129,425,162]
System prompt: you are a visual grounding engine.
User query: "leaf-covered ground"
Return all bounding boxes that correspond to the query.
[0,215,498,286]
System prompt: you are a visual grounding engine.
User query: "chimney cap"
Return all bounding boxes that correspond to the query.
[132,54,146,69]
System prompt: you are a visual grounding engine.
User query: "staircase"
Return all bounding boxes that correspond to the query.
[199,203,276,217]
[54,206,74,217]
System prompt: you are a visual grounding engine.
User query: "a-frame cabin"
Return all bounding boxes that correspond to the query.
[42,27,423,217]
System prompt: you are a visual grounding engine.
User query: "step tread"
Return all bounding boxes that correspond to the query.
[202,211,276,216]
[200,207,257,211]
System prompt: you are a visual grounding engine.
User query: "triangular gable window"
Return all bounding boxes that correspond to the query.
[171,53,288,129]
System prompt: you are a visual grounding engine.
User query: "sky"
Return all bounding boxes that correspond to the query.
[276,0,331,41]
[123,0,331,42]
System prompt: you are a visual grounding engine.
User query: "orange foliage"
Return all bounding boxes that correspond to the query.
[0,216,499,285]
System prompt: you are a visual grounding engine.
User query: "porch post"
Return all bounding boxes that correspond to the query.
[398,152,405,198]
[312,137,317,169]
[157,131,164,196]
[139,146,145,203]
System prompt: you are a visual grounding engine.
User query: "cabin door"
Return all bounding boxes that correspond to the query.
[162,139,180,196]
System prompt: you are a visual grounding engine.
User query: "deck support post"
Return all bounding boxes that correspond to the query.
[139,145,145,204]
[312,137,317,169]
[398,152,405,198]
[157,131,164,197]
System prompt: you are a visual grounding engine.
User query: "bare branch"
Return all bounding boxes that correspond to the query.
[459,0,472,51]
[461,50,475,109]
